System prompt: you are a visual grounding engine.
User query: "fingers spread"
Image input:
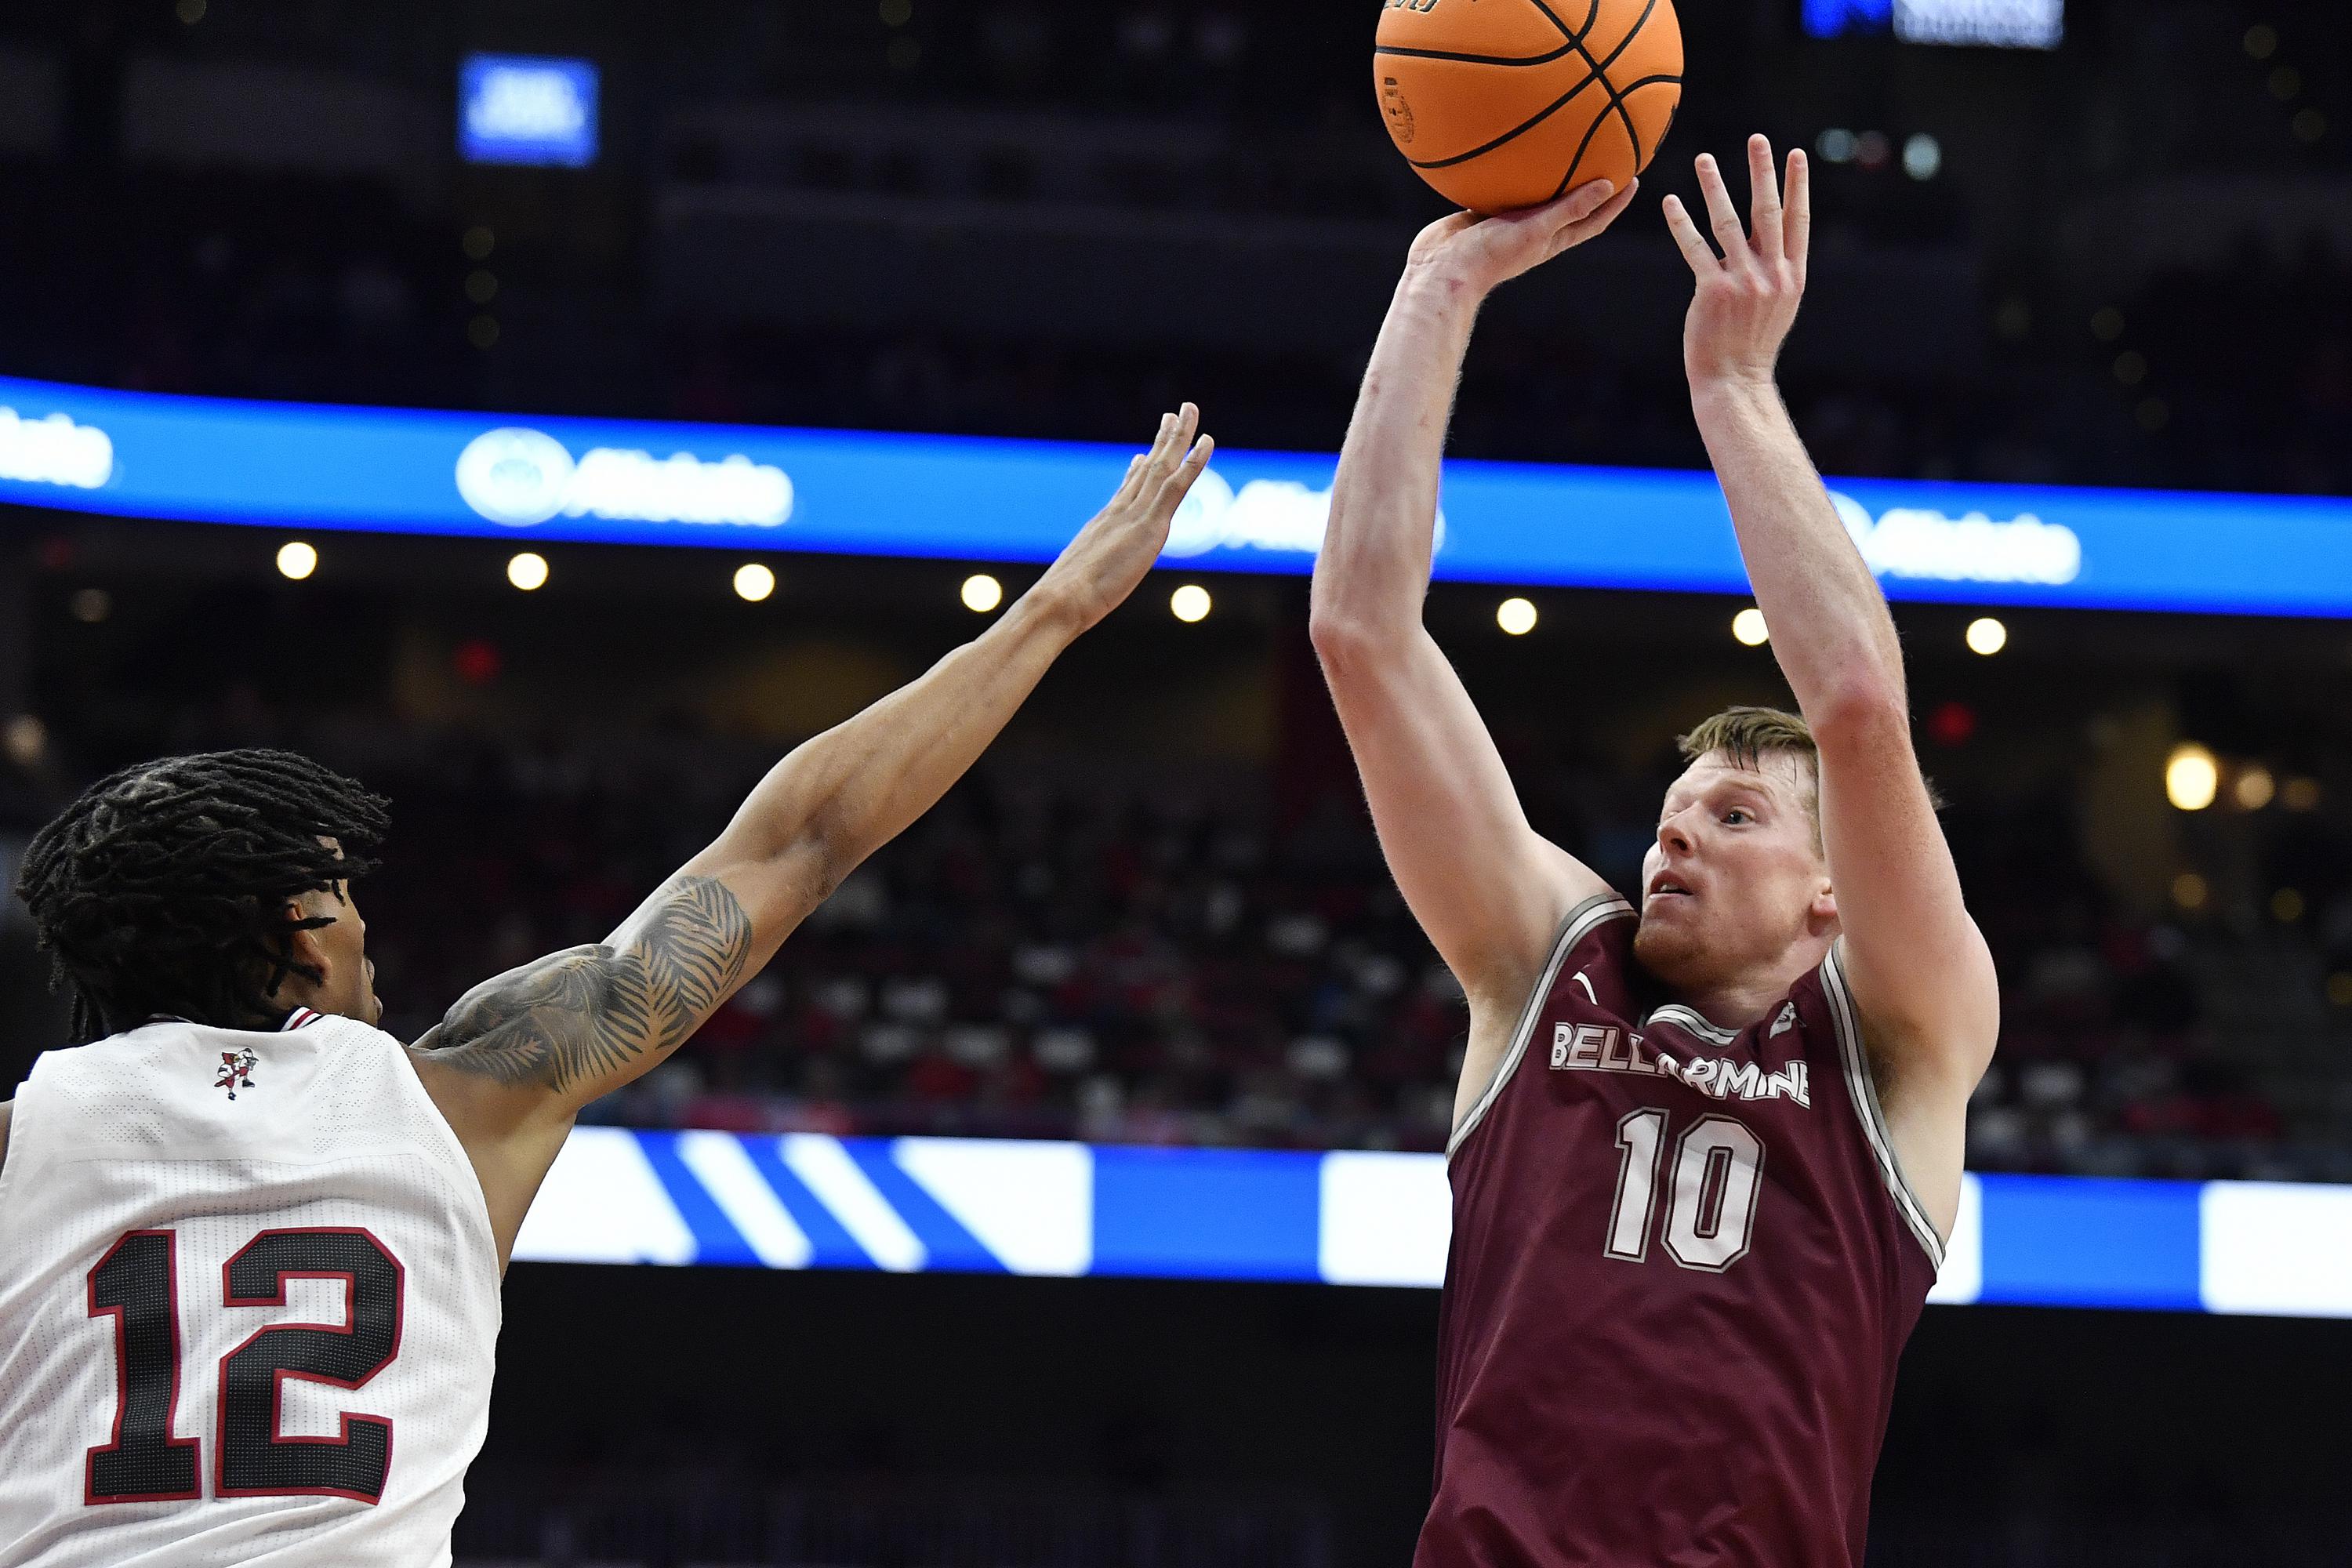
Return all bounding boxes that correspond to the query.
[1784,149,1812,278]
[1693,154,1751,265]
[1661,194,1717,275]
[1747,135,1782,265]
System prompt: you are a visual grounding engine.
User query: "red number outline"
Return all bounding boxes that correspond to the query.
[214,1227,405,1504]
[84,1229,203,1504]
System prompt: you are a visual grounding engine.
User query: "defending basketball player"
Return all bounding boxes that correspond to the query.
[0,408,1211,1567]
[1311,142,1998,1565]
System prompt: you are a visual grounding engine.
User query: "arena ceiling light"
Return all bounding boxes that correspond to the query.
[1496,597,1537,636]
[275,541,318,580]
[733,563,776,603]
[960,574,1004,613]
[1731,607,1769,646]
[2165,742,2219,811]
[506,552,550,592]
[1965,616,2006,655]
[1170,584,1212,623]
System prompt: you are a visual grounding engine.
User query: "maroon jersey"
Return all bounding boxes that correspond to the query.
[1420,893,1944,1568]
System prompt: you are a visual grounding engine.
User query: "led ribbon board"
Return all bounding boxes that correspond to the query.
[520,1130,2352,1318]
[4,373,2350,616]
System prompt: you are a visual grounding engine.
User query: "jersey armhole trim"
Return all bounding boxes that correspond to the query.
[388,1040,506,1291]
[1821,939,1946,1269]
[1447,893,1637,1161]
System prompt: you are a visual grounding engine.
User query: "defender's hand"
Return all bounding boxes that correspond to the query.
[1030,404,1214,634]
[1404,178,1639,299]
[1664,136,1809,390]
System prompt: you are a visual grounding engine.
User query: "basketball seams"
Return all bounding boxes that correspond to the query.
[1551,70,1681,201]
[1375,42,1581,67]
[1406,71,1608,171]
[1558,0,1660,190]
[1381,0,1679,210]
[1374,0,1592,68]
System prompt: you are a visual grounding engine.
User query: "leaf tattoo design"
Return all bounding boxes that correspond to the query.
[419,874,753,1094]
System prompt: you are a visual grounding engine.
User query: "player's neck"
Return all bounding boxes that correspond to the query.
[1666,940,1832,1033]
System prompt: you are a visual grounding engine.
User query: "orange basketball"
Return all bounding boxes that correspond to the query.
[1374,0,1683,216]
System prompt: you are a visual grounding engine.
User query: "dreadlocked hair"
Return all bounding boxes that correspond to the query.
[14,749,390,1044]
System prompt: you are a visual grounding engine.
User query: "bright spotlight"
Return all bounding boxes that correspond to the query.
[960,574,1004,613]
[733,563,776,602]
[1731,608,1769,646]
[1170,584,1211,623]
[506,551,549,591]
[1497,597,1537,636]
[1965,617,2007,655]
[2234,766,2275,810]
[276,541,318,581]
[2165,743,2218,811]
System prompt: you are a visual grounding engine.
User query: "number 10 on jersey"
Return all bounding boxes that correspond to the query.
[1606,1109,1766,1272]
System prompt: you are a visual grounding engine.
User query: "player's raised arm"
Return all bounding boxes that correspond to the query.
[411,408,1211,1252]
[1664,138,1998,1218]
[1310,181,1635,1029]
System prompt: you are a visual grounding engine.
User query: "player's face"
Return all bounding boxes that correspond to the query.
[1632,749,1834,996]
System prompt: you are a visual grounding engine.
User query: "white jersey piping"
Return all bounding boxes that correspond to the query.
[1448,893,1637,1160]
[1820,939,1946,1268]
[1642,1003,1740,1047]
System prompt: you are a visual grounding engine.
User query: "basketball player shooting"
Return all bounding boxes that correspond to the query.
[1311,141,1998,1565]
[0,408,1210,1567]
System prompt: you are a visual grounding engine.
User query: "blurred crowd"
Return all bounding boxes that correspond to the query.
[17,713,2333,1181]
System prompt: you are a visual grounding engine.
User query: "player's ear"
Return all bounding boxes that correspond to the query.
[1809,877,1838,936]
[267,897,336,1000]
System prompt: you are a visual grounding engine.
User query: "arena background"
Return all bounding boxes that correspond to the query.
[3,0,2350,1563]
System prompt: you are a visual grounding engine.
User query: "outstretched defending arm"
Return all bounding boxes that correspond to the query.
[1664,139,1997,1232]
[1311,180,1635,1122]
[412,408,1214,1261]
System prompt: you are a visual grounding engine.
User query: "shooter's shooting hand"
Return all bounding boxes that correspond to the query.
[1403,178,1638,301]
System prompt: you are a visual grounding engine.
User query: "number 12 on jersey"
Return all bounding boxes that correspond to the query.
[85,1226,405,1506]
[1606,1109,1766,1272]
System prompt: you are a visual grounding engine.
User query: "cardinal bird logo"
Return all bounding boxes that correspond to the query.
[215,1048,260,1100]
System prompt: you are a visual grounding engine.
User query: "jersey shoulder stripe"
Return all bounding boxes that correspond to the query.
[1448,891,1637,1159]
[1820,940,1944,1268]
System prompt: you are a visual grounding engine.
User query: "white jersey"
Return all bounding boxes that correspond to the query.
[0,1011,503,1568]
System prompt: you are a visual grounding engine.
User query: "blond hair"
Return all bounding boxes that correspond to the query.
[1676,705,1944,840]
[1676,705,1817,776]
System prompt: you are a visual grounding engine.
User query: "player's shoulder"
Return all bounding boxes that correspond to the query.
[1537,888,1641,1011]
[1557,888,1638,952]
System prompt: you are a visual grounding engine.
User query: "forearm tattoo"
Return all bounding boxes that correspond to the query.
[419,874,753,1094]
